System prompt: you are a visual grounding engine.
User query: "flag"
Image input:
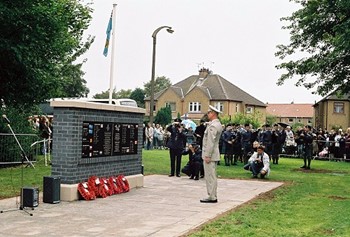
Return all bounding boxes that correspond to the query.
[103,11,113,57]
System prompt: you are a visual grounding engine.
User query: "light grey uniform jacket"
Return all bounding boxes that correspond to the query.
[202,119,223,161]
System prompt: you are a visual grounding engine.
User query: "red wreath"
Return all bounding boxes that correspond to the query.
[88,176,99,196]
[117,175,130,193]
[78,182,96,200]
[108,176,123,194]
[98,178,113,198]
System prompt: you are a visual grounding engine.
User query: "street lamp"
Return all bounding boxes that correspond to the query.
[149,26,174,125]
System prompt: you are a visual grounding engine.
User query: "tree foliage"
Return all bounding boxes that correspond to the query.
[154,106,172,126]
[0,0,94,107]
[143,76,172,97]
[130,88,145,108]
[275,0,350,96]
[93,88,132,99]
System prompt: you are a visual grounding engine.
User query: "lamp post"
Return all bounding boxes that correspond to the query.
[149,26,174,125]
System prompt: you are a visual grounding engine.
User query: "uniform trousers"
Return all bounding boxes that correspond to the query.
[203,161,218,200]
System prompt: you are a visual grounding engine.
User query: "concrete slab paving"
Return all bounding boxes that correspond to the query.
[0,175,283,237]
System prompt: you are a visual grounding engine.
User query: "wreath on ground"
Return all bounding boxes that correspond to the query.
[78,174,129,200]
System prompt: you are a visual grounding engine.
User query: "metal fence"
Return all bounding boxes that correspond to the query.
[0,133,39,165]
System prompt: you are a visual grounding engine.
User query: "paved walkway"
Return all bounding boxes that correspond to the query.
[0,175,283,237]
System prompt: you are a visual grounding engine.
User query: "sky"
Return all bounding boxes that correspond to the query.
[80,0,323,104]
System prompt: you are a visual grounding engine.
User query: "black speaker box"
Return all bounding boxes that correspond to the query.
[43,176,61,204]
[21,187,39,208]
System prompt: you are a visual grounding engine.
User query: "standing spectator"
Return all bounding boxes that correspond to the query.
[271,124,280,164]
[39,116,51,155]
[157,126,165,149]
[166,118,187,177]
[200,105,223,203]
[241,123,252,164]
[194,119,206,147]
[185,126,195,145]
[285,126,295,155]
[300,125,313,169]
[145,123,153,150]
[153,124,161,149]
[345,128,350,161]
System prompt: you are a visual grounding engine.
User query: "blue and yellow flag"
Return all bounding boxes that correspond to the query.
[103,11,113,57]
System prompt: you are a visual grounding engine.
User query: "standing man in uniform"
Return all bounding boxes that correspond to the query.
[200,105,223,203]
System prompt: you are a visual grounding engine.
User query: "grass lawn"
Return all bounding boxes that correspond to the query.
[1,150,349,236]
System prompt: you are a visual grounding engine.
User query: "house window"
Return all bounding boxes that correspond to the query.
[288,118,294,123]
[165,102,176,112]
[334,102,344,114]
[246,106,253,114]
[189,102,201,112]
[214,102,223,112]
[236,103,239,112]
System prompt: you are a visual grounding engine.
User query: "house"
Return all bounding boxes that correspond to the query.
[313,92,350,130]
[145,68,266,123]
[266,103,314,126]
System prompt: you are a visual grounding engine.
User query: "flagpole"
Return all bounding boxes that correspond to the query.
[108,4,118,104]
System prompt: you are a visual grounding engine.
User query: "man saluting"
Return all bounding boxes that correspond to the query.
[200,105,223,203]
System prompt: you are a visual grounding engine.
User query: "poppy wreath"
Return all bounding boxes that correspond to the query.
[117,175,130,193]
[98,178,113,198]
[88,176,99,197]
[108,176,123,194]
[78,182,96,200]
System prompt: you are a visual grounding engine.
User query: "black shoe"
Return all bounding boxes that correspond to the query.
[194,177,199,180]
[252,175,258,179]
[300,166,306,169]
[168,174,174,177]
[189,176,194,179]
[305,166,310,170]
[200,175,204,178]
[176,174,181,177]
[200,198,217,203]
[232,163,237,166]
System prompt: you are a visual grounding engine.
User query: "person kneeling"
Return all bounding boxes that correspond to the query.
[182,143,202,180]
[248,145,270,179]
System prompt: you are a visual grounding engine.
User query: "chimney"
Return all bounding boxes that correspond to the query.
[199,68,210,78]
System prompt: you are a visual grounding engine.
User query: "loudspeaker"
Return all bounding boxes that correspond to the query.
[21,187,39,208]
[43,176,61,204]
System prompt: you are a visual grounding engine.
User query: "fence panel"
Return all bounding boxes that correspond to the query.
[0,133,39,165]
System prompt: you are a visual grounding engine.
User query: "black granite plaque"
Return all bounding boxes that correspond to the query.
[82,121,138,158]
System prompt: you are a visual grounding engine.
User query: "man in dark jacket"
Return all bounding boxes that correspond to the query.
[166,118,187,177]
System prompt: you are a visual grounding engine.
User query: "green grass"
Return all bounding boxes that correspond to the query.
[1,150,349,236]
[143,150,350,237]
[0,156,51,199]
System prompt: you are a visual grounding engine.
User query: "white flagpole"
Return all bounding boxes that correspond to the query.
[109,4,118,104]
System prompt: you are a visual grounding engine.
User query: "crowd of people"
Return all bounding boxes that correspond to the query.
[144,118,350,181]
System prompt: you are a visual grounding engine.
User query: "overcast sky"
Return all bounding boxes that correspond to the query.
[81,0,323,104]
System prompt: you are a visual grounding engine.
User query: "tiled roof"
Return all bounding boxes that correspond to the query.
[158,74,266,107]
[266,104,314,118]
[315,92,350,104]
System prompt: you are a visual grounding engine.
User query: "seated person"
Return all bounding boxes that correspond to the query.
[248,145,270,178]
[182,143,203,180]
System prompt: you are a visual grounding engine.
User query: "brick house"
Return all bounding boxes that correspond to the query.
[313,92,350,130]
[266,103,314,126]
[145,68,266,122]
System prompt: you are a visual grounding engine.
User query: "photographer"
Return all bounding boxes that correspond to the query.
[166,118,187,177]
[248,145,270,178]
[182,143,203,180]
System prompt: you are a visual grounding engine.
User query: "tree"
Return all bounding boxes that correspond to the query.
[0,0,94,107]
[130,88,145,108]
[93,88,132,99]
[143,76,172,97]
[275,0,350,96]
[154,106,172,126]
